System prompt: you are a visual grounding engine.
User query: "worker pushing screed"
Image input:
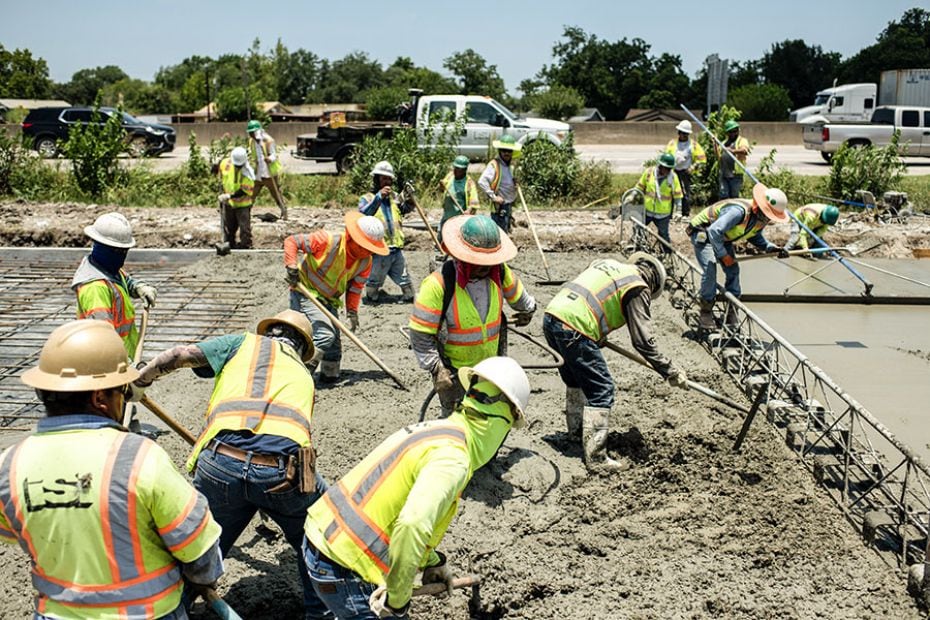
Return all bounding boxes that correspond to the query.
[284,211,389,383]
[302,356,529,619]
[783,203,841,255]
[133,310,330,617]
[543,254,687,472]
[0,320,225,619]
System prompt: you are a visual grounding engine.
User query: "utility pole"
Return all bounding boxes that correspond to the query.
[705,54,729,117]
[205,69,211,122]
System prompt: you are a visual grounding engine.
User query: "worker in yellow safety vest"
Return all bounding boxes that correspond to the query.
[716,119,751,199]
[544,254,687,472]
[302,356,530,619]
[664,119,706,218]
[0,320,223,620]
[133,309,331,617]
[784,203,840,253]
[284,212,389,382]
[477,134,521,232]
[217,146,256,249]
[438,155,480,241]
[688,183,790,329]
[409,215,536,416]
[634,152,683,246]
[358,160,417,303]
[247,119,287,220]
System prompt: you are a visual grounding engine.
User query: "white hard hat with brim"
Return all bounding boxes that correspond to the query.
[752,183,790,224]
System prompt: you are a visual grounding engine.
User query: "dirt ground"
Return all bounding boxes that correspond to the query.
[0,236,922,618]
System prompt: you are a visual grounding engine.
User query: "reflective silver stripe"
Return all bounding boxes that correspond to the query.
[159,492,209,550]
[564,282,610,336]
[30,565,182,606]
[323,520,338,540]
[326,483,391,568]
[302,234,343,298]
[594,275,641,304]
[411,306,439,325]
[446,323,500,345]
[0,443,28,555]
[108,433,147,581]
[208,399,312,433]
[82,309,114,321]
[249,337,274,399]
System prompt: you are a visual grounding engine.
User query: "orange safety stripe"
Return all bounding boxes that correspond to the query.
[98,436,123,582]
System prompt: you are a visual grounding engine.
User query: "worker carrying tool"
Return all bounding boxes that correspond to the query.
[302,356,529,619]
[688,183,790,330]
[284,212,389,383]
[247,119,287,220]
[664,120,706,218]
[478,134,521,233]
[715,120,751,199]
[359,160,416,303]
[783,203,840,254]
[439,155,480,240]
[72,212,157,358]
[133,310,330,617]
[0,320,223,620]
[543,254,687,472]
[217,146,256,249]
[409,215,536,417]
[635,152,683,246]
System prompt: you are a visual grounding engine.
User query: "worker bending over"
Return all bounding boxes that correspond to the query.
[784,203,840,254]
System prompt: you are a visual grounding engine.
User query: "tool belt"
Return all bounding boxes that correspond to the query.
[207,439,317,494]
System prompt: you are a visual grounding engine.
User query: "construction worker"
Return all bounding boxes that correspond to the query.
[664,120,706,218]
[247,119,287,220]
[544,254,687,472]
[688,183,790,329]
[218,146,256,249]
[302,356,530,619]
[439,155,480,241]
[716,119,751,199]
[0,320,223,619]
[784,203,840,254]
[284,212,389,383]
[409,215,536,416]
[359,160,416,303]
[478,134,521,233]
[635,152,683,246]
[134,310,329,617]
[72,212,157,359]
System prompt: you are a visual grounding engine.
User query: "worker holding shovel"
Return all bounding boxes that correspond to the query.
[478,134,520,233]
[247,119,287,220]
[439,155,480,240]
[217,146,256,249]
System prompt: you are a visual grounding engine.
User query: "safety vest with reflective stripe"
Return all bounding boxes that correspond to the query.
[636,167,683,217]
[304,420,469,586]
[361,192,405,248]
[253,134,282,176]
[545,260,647,342]
[299,232,372,309]
[689,199,766,243]
[0,429,220,620]
[75,272,138,357]
[219,158,255,208]
[188,333,314,471]
[793,203,831,248]
[486,158,503,193]
[664,138,707,168]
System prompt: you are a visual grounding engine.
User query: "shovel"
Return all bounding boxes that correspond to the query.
[214,199,231,256]
[412,574,481,607]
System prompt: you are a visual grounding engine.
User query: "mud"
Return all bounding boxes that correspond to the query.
[0,246,921,619]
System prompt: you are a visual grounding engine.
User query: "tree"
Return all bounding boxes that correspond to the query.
[728,83,792,121]
[154,55,213,92]
[0,45,53,99]
[215,85,264,122]
[443,49,506,100]
[839,8,930,84]
[529,85,585,120]
[308,52,383,103]
[57,65,128,105]
[272,42,321,105]
[365,86,407,120]
[761,40,842,109]
[383,57,457,94]
[100,79,177,114]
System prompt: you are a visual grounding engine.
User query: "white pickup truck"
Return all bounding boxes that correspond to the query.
[802,105,930,162]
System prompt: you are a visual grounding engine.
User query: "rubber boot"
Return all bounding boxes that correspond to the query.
[582,406,630,472]
[306,349,323,375]
[698,299,716,330]
[319,360,340,383]
[401,284,415,303]
[364,286,381,304]
[724,304,740,330]
[565,387,585,439]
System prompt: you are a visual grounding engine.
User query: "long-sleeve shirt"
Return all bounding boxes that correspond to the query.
[707,204,776,260]
[478,158,516,203]
[284,230,370,312]
[622,288,673,378]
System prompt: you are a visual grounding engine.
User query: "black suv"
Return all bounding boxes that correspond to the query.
[21,107,176,158]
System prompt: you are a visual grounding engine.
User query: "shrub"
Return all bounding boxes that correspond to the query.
[58,104,127,197]
[691,105,744,206]
[727,83,792,121]
[186,131,210,179]
[754,148,822,207]
[519,133,612,205]
[365,87,407,121]
[827,132,908,202]
[531,85,585,120]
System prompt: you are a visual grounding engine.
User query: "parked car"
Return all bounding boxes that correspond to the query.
[802,105,930,162]
[21,107,176,158]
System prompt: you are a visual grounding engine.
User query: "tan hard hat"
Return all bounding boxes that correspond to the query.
[257,310,315,361]
[21,320,139,392]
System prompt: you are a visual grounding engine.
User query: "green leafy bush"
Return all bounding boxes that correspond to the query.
[754,148,822,208]
[186,131,210,179]
[691,105,744,205]
[530,85,585,120]
[727,83,792,121]
[519,133,612,205]
[58,104,127,197]
[365,87,407,121]
[827,132,907,202]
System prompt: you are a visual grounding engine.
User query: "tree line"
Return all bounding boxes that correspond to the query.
[1,8,928,122]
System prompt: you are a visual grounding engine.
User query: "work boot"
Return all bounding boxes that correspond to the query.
[698,299,716,330]
[724,304,740,330]
[565,387,585,439]
[320,360,340,383]
[306,349,323,375]
[582,406,630,473]
[401,284,415,303]
[364,286,381,304]
[280,205,288,221]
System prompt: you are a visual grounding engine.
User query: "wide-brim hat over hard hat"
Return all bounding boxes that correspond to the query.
[752,183,790,224]
[458,356,529,428]
[629,252,667,299]
[442,215,517,266]
[84,212,136,249]
[22,320,139,392]
[257,310,316,361]
[492,134,522,152]
[675,120,692,134]
[344,211,389,256]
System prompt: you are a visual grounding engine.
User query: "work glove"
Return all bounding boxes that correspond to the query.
[720,254,736,268]
[422,551,455,596]
[368,586,410,619]
[667,367,688,389]
[432,364,454,392]
[346,310,360,333]
[218,193,231,203]
[135,283,158,308]
[512,311,534,327]
[125,381,146,402]
[286,267,300,286]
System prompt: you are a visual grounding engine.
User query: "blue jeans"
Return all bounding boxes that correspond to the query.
[645,213,671,245]
[193,448,331,618]
[491,202,513,233]
[719,174,743,199]
[368,248,411,289]
[290,291,341,363]
[302,539,380,620]
[543,314,615,408]
[691,233,740,302]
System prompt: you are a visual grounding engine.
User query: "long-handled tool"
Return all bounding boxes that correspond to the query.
[214,198,231,256]
[580,195,611,210]
[139,395,197,445]
[735,247,843,262]
[603,341,751,415]
[201,587,243,620]
[267,174,287,221]
[412,574,481,598]
[679,104,874,297]
[518,187,559,285]
[133,308,149,365]
[405,181,443,253]
[782,240,883,295]
[295,283,407,390]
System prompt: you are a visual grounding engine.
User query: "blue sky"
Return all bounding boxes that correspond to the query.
[0,1,922,94]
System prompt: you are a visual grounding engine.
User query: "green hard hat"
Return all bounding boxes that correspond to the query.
[453,155,470,169]
[724,119,740,132]
[493,134,520,151]
[462,215,501,248]
[657,152,676,168]
[246,119,262,133]
[821,205,840,225]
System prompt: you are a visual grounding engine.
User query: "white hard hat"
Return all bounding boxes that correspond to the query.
[231,146,248,166]
[675,120,692,134]
[629,251,666,299]
[458,356,530,428]
[371,160,395,179]
[84,212,136,249]
[357,215,385,243]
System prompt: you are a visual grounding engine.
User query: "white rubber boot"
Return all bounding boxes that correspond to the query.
[582,406,630,472]
[565,387,585,439]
